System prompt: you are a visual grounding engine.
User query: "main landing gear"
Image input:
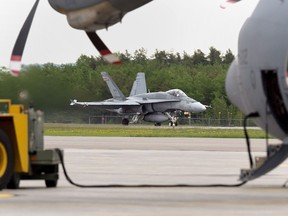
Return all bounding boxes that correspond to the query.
[121,118,129,125]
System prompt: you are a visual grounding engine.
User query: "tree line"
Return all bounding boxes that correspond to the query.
[0,47,243,123]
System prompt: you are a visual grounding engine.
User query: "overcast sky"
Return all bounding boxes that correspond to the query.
[0,0,258,67]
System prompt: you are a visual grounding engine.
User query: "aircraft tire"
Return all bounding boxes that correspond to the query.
[169,121,177,127]
[122,118,129,125]
[0,130,14,190]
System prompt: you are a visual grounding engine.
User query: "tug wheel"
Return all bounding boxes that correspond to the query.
[0,130,14,190]
[45,179,57,188]
[7,173,20,189]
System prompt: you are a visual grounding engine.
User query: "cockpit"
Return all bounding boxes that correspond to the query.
[166,89,187,97]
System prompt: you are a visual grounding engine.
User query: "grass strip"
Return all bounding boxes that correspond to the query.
[44,124,268,138]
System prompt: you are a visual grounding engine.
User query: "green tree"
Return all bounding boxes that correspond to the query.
[191,49,208,65]
[222,49,235,64]
[133,48,147,64]
[207,47,222,65]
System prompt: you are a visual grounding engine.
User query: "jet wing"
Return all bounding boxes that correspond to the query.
[70,97,181,108]
[70,99,140,108]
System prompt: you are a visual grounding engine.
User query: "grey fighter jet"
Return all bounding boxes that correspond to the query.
[70,72,207,126]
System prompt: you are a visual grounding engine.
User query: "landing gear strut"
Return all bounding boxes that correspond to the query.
[165,112,178,127]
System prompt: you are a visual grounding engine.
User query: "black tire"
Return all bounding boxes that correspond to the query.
[0,130,14,190]
[6,173,20,189]
[45,180,57,188]
[44,164,58,188]
[122,118,129,125]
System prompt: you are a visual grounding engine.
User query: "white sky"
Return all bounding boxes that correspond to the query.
[0,0,259,67]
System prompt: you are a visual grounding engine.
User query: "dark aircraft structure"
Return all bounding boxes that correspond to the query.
[225,0,288,182]
[10,0,153,76]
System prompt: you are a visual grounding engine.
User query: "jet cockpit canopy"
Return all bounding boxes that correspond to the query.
[166,89,187,97]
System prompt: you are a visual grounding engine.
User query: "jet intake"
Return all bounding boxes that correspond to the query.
[143,112,169,123]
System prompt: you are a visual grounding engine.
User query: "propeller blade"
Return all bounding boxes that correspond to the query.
[220,0,242,9]
[10,0,39,76]
[86,31,121,65]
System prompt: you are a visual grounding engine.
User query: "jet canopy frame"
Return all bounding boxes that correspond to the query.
[166,89,187,98]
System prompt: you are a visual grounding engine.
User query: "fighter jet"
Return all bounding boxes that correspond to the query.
[225,0,288,182]
[70,72,207,126]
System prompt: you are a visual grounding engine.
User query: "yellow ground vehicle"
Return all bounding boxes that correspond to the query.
[0,100,60,190]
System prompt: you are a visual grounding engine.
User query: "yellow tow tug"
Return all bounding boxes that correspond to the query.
[0,100,61,189]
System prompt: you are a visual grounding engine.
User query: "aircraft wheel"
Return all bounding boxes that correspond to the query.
[169,121,177,127]
[154,123,161,126]
[122,119,129,125]
[0,130,14,190]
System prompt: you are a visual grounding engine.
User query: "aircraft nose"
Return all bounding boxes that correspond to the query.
[199,103,206,112]
[192,102,206,112]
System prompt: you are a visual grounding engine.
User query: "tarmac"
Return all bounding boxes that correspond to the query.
[1,136,288,216]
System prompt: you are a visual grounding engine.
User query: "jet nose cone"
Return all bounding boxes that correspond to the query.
[203,105,207,111]
[200,103,206,112]
[192,102,207,112]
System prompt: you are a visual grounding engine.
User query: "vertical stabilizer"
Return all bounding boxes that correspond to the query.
[129,72,147,96]
[101,72,125,99]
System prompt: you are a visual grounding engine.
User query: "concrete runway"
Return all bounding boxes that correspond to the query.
[1,136,288,215]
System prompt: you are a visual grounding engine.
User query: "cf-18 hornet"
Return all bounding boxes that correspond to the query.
[70,72,207,126]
